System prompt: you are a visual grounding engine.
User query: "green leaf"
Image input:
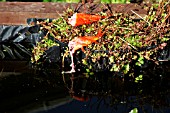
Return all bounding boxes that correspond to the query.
[86,69,90,73]
[161,37,169,42]
[139,60,144,65]
[89,72,94,75]
[113,65,119,72]
[82,59,88,65]
[135,75,143,83]
[109,56,114,63]
[115,18,121,25]
[135,62,141,66]
[123,63,130,74]
[129,108,138,113]
[136,55,144,66]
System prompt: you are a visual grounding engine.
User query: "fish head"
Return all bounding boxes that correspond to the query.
[68,13,77,26]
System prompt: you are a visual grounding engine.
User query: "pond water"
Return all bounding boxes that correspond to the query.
[0,61,169,113]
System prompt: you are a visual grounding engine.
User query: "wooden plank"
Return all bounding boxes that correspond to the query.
[0,2,76,13]
[0,2,147,25]
[0,12,60,25]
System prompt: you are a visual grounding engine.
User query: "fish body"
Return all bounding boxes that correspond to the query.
[68,13,106,26]
[67,29,104,73]
[68,29,104,53]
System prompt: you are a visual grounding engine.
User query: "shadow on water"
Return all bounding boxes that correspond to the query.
[0,61,69,113]
[0,60,169,113]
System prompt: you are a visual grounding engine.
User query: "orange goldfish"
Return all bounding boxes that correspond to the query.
[68,13,106,26]
[68,29,105,73]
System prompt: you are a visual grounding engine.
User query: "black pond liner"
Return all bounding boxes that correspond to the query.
[0,18,67,63]
[0,25,44,60]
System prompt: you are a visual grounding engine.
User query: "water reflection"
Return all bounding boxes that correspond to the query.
[34,96,170,113]
[57,69,169,113]
[0,61,169,113]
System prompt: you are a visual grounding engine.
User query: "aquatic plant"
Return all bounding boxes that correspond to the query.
[31,0,170,79]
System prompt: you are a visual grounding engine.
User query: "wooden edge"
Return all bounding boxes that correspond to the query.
[0,2,147,25]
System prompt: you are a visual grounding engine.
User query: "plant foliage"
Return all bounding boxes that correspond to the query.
[31,1,170,77]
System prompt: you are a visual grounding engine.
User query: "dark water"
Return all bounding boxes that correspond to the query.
[0,61,169,113]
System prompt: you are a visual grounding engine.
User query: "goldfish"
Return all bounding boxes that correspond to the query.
[67,29,105,73]
[68,13,106,26]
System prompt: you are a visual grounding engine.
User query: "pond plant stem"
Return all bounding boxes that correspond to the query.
[131,10,151,26]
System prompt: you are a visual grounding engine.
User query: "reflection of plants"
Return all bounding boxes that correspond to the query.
[32,1,170,77]
[62,63,170,111]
